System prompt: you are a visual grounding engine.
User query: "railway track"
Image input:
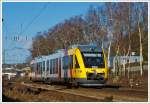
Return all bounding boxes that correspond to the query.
[20,82,109,101]
[20,81,148,102]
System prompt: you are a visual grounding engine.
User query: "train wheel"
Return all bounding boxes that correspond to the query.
[74,82,79,88]
[72,80,79,88]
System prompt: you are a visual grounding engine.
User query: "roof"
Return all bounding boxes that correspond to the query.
[31,44,103,63]
[71,44,102,52]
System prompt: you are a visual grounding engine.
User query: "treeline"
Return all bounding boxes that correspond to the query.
[30,2,148,61]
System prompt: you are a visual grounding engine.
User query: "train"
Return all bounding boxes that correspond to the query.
[30,44,108,87]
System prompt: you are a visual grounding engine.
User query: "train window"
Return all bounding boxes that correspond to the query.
[48,60,50,71]
[54,59,56,74]
[39,62,41,74]
[35,63,37,72]
[39,63,40,73]
[51,60,53,74]
[51,60,52,74]
[55,59,57,74]
[54,59,57,74]
[33,64,35,72]
[50,60,52,74]
[59,58,61,73]
[49,60,50,74]
[40,62,42,73]
[53,59,55,74]
[47,60,49,71]
[39,63,41,73]
[43,61,45,72]
[75,56,80,68]
[63,56,65,69]
[135,59,137,62]
[41,62,43,73]
[38,63,39,74]
[40,62,41,73]
[37,63,38,73]
[52,59,54,74]
[81,52,105,68]
[40,62,42,74]
[70,55,73,69]
[56,58,58,73]
[49,60,51,74]
[63,56,69,70]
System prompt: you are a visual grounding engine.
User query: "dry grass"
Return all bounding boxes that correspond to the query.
[107,70,148,90]
[3,82,101,102]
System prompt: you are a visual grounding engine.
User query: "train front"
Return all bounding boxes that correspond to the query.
[75,45,108,86]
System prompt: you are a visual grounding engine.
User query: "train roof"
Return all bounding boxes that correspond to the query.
[31,49,65,64]
[69,44,102,52]
[31,44,103,64]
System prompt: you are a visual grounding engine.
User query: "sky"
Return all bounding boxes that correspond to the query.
[2,2,104,64]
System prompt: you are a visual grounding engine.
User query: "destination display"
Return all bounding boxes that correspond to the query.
[83,53,102,57]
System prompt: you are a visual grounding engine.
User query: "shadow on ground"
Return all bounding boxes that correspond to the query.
[2,94,20,102]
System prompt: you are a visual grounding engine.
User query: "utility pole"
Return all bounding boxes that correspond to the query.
[138,9,143,76]
[2,19,5,65]
[3,49,5,65]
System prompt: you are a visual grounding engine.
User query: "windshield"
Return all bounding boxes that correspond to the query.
[81,52,105,68]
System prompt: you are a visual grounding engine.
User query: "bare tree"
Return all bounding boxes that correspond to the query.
[137,6,143,76]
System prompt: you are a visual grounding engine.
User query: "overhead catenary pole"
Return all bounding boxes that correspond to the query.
[126,3,131,79]
[107,7,113,69]
[107,41,111,68]
[123,48,126,76]
[3,49,5,64]
[138,9,143,76]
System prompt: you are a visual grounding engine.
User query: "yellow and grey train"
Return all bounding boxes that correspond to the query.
[30,44,108,87]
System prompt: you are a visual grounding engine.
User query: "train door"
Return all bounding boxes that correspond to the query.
[36,63,39,80]
[63,56,69,82]
[69,55,73,79]
[58,58,61,79]
[74,55,80,78]
[40,61,45,80]
[44,61,46,79]
[46,60,49,79]
[38,62,41,80]
[61,57,64,79]
[40,62,42,80]
[73,55,77,78]
[42,61,45,80]
[71,54,80,87]
[50,60,52,76]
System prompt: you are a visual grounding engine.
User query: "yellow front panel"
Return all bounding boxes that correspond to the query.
[71,48,108,79]
[74,48,86,78]
[85,68,108,78]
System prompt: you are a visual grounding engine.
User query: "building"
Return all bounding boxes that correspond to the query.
[109,56,143,72]
[109,56,143,67]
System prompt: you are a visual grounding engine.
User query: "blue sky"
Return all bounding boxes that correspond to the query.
[2,2,104,64]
